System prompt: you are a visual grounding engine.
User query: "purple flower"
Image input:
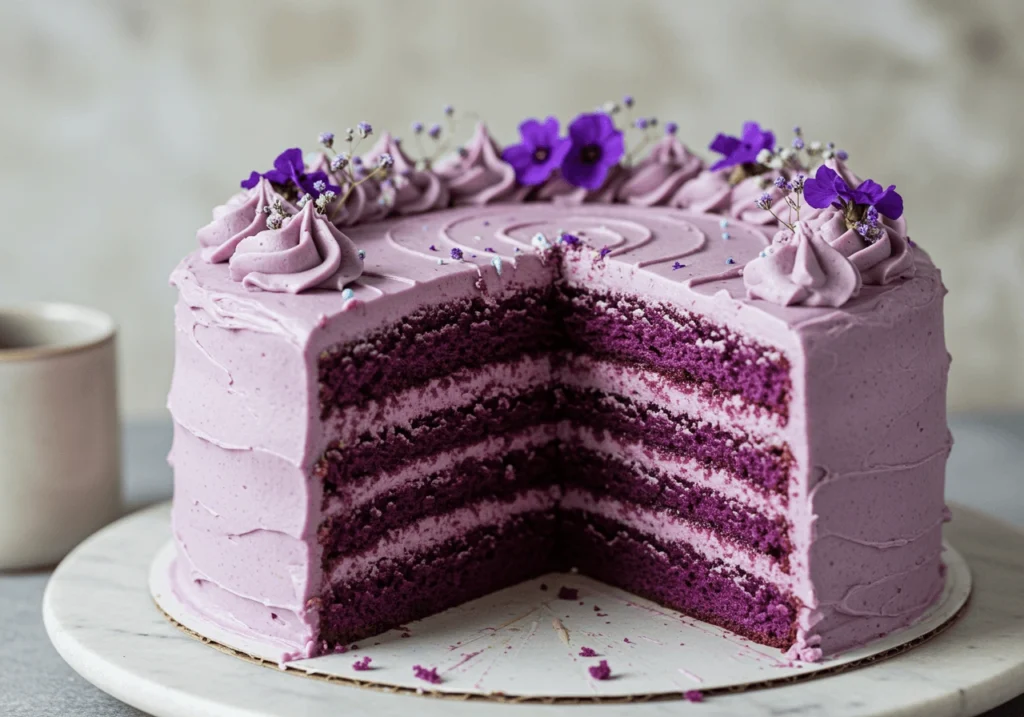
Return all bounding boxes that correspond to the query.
[803,164,904,219]
[501,116,571,186]
[561,113,625,190]
[708,121,776,172]
[241,148,340,198]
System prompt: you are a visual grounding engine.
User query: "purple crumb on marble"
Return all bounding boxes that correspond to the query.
[588,660,612,680]
[558,586,579,600]
[685,690,705,703]
[412,665,442,684]
[623,637,632,644]
[429,244,437,251]
[672,261,685,270]
[579,647,598,657]
[352,656,372,671]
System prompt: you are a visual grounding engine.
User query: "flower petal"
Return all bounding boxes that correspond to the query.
[874,185,904,220]
[274,148,305,176]
[501,143,534,170]
[803,165,840,209]
[708,133,740,157]
[568,113,604,145]
[240,171,261,190]
[600,130,625,166]
[517,119,546,149]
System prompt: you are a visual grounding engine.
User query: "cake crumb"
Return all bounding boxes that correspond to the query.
[685,690,704,703]
[412,665,442,684]
[558,586,579,600]
[352,656,372,672]
[579,647,598,657]
[539,583,548,591]
[623,638,632,644]
[593,605,601,611]
[588,660,612,680]
[332,644,348,654]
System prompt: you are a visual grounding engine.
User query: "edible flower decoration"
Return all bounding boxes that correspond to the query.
[708,122,776,183]
[501,117,571,186]
[803,164,903,241]
[241,148,339,199]
[561,112,625,190]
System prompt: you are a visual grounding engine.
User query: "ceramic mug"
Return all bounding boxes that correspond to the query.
[0,303,121,570]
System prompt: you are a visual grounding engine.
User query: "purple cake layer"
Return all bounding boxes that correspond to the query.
[556,287,791,416]
[560,511,798,648]
[319,443,560,556]
[316,387,558,486]
[562,445,790,558]
[317,288,561,417]
[316,286,791,421]
[560,387,792,494]
[318,386,790,494]
[317,511,558,647]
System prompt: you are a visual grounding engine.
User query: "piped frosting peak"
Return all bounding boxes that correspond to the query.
[228,201,363,294]
[198,102,915,298]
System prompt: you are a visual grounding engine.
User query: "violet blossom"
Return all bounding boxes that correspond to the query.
[241,148,340,198]
[560,112,625,190]
[501,116,571,186]
[803,164,903,220]
[708,121,776,172]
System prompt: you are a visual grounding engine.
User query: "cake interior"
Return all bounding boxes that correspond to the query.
[314,282,800,652]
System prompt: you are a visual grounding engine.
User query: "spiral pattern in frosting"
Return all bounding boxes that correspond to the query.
[197,178,295,264]
[228,201,363,293]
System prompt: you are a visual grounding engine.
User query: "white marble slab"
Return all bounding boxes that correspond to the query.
[44,502,1024,716]
[149,539,969,699]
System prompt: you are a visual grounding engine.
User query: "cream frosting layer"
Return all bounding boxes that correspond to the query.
[168,202,950,660]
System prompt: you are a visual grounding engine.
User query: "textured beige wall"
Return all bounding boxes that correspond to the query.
[1,0,1022,416]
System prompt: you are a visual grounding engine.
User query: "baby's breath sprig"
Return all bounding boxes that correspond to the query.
[262,197,292,230]
[408,104,459,169]
[755,172,807,232]
[316,124,396,208]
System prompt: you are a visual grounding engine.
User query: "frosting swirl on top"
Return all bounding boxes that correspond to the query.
[305,153,390,228]
[670,168,732,214]
[228,201,363,294]
[803,205,915,285]
[363,133,449,215]
[435,123,517,205]
[197,178,294,264]
[729,172,788,226]
[527,165,627,205]
[616,135,703,207]
[743,222,861,307]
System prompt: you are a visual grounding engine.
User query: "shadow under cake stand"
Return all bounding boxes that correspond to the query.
[44,502,1024,716]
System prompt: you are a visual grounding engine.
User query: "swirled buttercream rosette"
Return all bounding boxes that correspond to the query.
[743,222,861,308]
[616,133,703,207]
[228,201,363,294]
[435,123,517,205]
[363,133,449,215]
[196,178,296,264]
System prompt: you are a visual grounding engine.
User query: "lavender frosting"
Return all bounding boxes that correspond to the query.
[363,133,449,215]
[435,123,517,205]
[743,222,861,308]
[227,202,363,293]
[616,135,703,207]
[169,202,950,663]
[197,178,295,264]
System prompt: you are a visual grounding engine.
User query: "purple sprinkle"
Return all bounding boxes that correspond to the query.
[428,244,437,251]
[685,690,705,703]
[352,656,372,671]
[558,586,579,600]
[412,665,442,684]
[599,246,612,259]
[672,261,685,270]
[450,247,463,261]
[726,257,735,265]
[579,647,598,657]
[484,247,495,253]
[560,232,581,246]
[588,660,612,680]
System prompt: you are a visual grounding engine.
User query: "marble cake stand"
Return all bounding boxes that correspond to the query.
[44,502,1024,716]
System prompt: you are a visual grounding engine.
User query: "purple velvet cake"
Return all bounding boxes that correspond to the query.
[168,108,951,663]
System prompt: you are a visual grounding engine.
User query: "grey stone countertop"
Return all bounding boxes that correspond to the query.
[2,415,1022,716]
